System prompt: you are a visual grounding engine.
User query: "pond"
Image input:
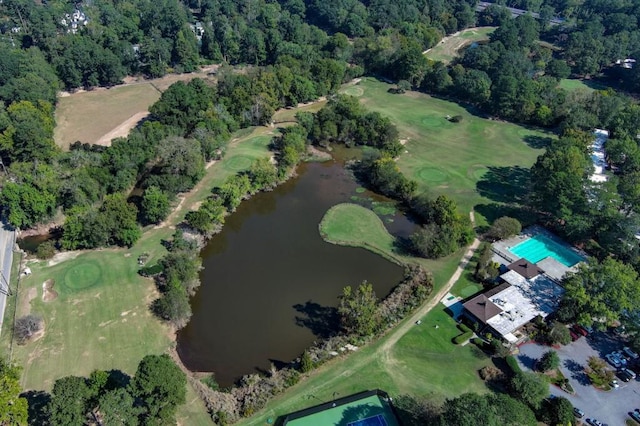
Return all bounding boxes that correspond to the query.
[176,154,416,386]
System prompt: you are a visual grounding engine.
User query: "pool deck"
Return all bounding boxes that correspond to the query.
[491,226,585,282]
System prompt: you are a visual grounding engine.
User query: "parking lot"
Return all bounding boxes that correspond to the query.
[517,332,640,426]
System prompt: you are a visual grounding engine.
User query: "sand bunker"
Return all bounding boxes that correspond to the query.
[43,279,58,302]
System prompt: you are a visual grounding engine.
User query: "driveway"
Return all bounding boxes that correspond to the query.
[517,334,640,426]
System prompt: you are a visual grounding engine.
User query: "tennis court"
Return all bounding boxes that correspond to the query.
[348,414,388,426]
[282,390,400,426]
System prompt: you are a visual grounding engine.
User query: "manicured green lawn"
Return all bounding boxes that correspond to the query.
[237,301,490,426]
[389,307,491,398]
[8,249,172,391]
[1,125,275,423]
[355,78,551,227]
[319,203,400,264]
[558,78,607,92]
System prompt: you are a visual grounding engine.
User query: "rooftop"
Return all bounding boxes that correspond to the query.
[507,259,543,279]
[486,271,564,342]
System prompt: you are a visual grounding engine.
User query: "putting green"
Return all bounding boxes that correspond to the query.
[64,261,102,290]
[421,116,447,128]
[224,155,254,172]
[343,86,364,97]
[416,166,449,184]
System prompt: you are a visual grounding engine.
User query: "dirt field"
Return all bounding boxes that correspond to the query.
[424,26,497,63]
[54,69,217,150]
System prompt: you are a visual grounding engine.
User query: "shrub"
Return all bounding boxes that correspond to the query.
[479,365,505,382]
[202,374,219,391]
[485,217,522,241]
[453,331,473,344]
[138,264,163,277]
[458,323,472,333]
[300,350,314,373]
[505,355,522,374]
[35,240,56,260]
[14,314,44,344]
[490,338,511,357]
[538,350,560,372]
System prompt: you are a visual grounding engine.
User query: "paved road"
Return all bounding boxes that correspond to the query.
[518,336,640,425]
[0,223,16,335]
[476,1,565,25]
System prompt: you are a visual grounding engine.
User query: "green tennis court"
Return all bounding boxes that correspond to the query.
[282,390,400,426]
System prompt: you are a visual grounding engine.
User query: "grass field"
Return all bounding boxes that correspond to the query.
[54,83,161,149]
[319,203,400,264]
[8,249,172,391]
[1,125,274,423]
[353,78,552,227]
[237,300,490,426]
[559,78,607,92]
[54,71,216,150]
[425,27,496,63]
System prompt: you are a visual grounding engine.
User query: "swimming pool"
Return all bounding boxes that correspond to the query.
[509,234,584,267]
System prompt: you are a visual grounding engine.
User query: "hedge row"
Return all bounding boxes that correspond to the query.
[453,331,474,344]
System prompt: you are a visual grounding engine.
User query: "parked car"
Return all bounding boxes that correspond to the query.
[606,353,622,368]
[614,351,628,365]
[586,418,605,426]
[570,330,580,341]
[623,368,636,379]
[573,324,589,337]
[618,369,633,382]
[624,346,639,360]
[610,379,619,389]
[574,407,585,418]
[630,410,640,424]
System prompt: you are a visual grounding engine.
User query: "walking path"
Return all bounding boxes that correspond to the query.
[379,211,479,359]
[0,224,16,335]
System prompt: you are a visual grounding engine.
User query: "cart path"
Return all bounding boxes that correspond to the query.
[379,211,479,367]
[255,212,481,416]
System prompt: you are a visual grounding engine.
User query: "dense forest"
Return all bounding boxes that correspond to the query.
[0,0,639,239]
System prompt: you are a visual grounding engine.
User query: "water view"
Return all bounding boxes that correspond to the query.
[177,157,414,386]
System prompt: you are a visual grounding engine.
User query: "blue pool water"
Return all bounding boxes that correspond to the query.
[509,234,584,267]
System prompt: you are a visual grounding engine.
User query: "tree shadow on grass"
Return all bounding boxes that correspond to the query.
[476,166,532,204]
[21,390,50,426]
[474,203,539,229]
[523,135,554,149]
[293,300,340,339]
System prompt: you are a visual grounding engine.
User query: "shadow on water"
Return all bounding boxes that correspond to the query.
[293,300,340,339]
[177,158,411,387]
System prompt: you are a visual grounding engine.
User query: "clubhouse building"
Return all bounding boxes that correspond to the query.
[462,227,585,343]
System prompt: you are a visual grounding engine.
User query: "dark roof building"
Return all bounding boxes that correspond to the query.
[507,259,543,279]
[462,283,509,323]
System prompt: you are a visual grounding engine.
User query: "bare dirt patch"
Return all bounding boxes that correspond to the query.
[94,111,150,147]
[42,279,58,302]
[47,250,81,266]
